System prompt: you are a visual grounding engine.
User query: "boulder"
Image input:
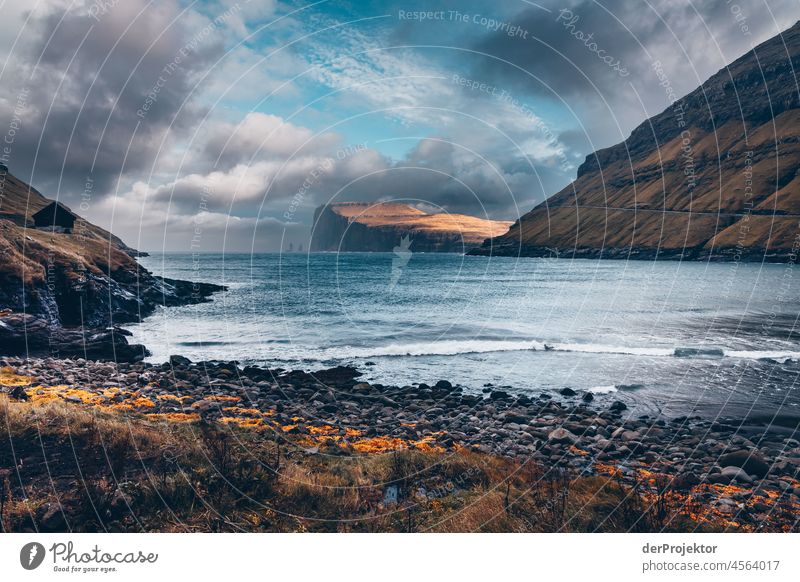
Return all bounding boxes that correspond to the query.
[718,450,770,478]
[169,355,192,366]
[548,427,579,445]
[609,400,628,412]
[670,473,701,490]
[489,390,512,401]
[720,465,754,483]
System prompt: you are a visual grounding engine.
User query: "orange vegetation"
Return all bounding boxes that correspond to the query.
[0,367,33,386]
[26,386,105,406]
[157,394,192,402]
[594,460,800,532]
[220,416,267,431]
[24,385,155,411]
[308,425,338,436]
[222,406,262,416]
[350,436,407,453]
[203,395,241,403]
[146,412,201,423]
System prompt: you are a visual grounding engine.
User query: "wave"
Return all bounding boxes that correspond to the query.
[287,340,800,363]
[306,339,548,359]
[177,340,237,347]
[588,385,618,394]
[588,383,646,394]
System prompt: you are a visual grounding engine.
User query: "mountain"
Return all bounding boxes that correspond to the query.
[472,21,800,261]
[311,202,512,252]
[0,167,223,360]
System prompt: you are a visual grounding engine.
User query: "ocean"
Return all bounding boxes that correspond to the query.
[128,252,800,419]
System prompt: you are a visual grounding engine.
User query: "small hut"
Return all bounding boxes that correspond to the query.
[32,201,77,233]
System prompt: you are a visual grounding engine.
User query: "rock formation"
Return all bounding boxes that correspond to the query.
[0,167,224,360]
[311,202,512,252]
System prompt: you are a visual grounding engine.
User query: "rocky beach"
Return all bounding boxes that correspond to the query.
[2,355,798,531]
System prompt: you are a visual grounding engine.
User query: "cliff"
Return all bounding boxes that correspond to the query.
[472,21,800,261]
[0,167,223,360]
[311,202,512,252]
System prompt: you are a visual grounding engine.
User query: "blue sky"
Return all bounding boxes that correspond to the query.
[0,0,798,250]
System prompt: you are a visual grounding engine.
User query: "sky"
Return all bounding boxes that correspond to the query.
[0,0,798,252]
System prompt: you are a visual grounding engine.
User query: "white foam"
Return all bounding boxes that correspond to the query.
[271,340,800,363]
[309,339,547,360]
[556,343,674,357]
[725,350,800,362]
[588,385,618,394]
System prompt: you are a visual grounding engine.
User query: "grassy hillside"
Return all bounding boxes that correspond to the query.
[476,21,800,261]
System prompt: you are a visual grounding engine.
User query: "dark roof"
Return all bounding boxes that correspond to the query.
[32,201,77,221]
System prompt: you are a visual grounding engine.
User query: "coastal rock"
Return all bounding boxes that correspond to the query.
[0,313,148,362]
[169,355,192,366]
[548,428,579,445]
[609,401,628,413]
[718,450,771,478]
[489,390,512,401]
[0,169,224,361]
[310,202,512,252]
[720,466,755,483]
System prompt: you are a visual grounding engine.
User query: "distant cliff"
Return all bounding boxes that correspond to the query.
[311,202,512,253]
[0,167,223,360]
[473,21,800,261]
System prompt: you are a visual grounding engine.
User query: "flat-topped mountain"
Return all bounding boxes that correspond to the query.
[0,167,223,360]
[473,21,800,261]
[311,202,512,252]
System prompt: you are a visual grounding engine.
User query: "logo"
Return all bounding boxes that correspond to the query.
[20,542,46,570]
[388,235,413,291]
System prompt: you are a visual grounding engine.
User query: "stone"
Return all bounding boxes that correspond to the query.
[720,466,754,483]
[548,427,579,445]
[169,355,192,366]
[621,430,640,441]
[718,450,770,478]
[8,385,29,400]
[500,411,528,424]
[670,473,701,490]
[489,390,511,401]
[559,388,577,397]
[609,401,628,412]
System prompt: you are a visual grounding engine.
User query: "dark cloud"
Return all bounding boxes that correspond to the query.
[474,1,643,101]
[470,0,800,147]
[0,0,222,202]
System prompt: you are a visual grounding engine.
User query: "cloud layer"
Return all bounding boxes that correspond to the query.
[0,0,797,251]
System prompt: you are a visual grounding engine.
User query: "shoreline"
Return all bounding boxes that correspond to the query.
[2,355,798,531]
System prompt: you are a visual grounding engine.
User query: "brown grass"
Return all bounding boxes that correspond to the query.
[0,394,718,533]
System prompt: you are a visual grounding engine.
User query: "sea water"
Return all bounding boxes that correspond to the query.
[128,252,800,418]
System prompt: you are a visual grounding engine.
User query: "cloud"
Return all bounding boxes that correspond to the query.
[0,0,227,195]
[97,128,558,251]
[202,112,341,167]
[471,0,800,145]
[92,186,309,253]
[2,0,797,252]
